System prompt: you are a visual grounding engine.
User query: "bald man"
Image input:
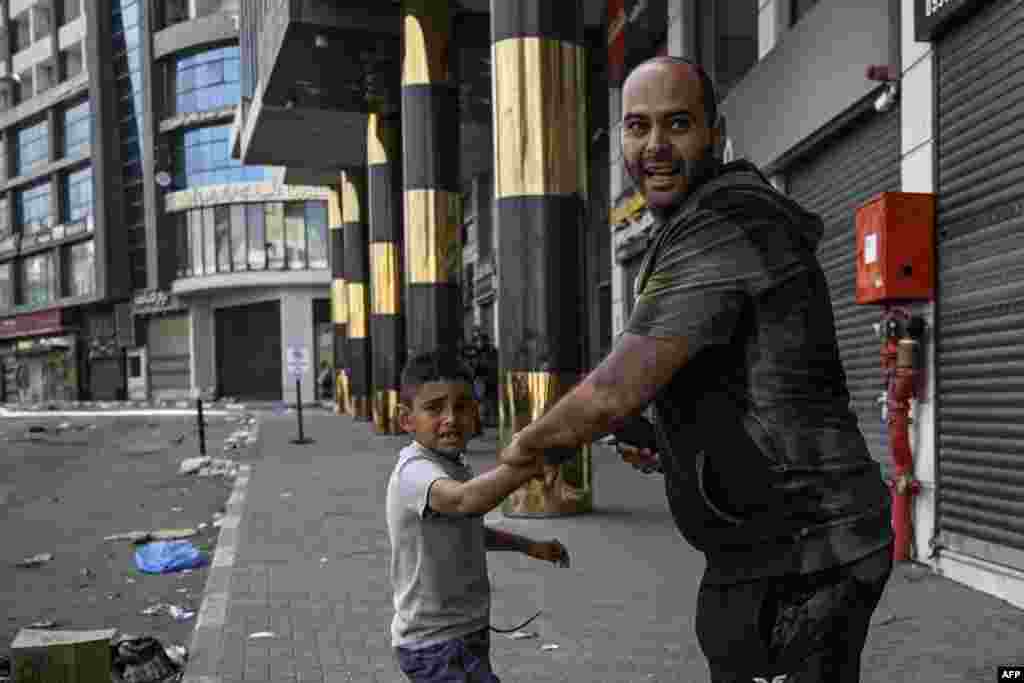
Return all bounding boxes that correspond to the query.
[499,57,894,682]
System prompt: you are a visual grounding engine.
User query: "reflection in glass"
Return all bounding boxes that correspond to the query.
[202,207,216,275]
[265,203,284,269]
[176,212,190,277]
[285,202,306,269]
[305,201,328,269]
[231,205,247,270]
[68,240,95,297]
[65,165,94,222]
[215,205,231,272]
[23,252,56,305]
[190,207,203,276]
[0,262,12,309]
[247,203,265,269]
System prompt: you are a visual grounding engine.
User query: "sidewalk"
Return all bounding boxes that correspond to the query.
[183,411,1024,683]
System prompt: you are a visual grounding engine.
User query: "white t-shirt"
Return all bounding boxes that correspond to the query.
[386,440,490,648]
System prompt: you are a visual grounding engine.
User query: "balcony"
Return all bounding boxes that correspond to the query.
[235,0,401,172]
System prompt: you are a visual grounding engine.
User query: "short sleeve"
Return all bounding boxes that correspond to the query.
[396,456,451,520]
[626,213,764,356]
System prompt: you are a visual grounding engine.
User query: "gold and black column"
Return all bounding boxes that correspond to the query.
[492,0,592,516]
[401,0,463,358]
[328,185,352,416]
[368,110,406,434]
[342,168,373,421]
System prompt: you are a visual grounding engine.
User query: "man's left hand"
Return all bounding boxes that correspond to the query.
[527,539,570,568]
[499,433,539,468]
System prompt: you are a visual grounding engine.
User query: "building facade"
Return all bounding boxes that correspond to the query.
[608,0,1023,608]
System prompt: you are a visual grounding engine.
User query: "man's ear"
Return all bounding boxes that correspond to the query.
[397,405,413,433]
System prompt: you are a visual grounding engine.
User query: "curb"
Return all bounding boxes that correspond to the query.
[181,417,260,683]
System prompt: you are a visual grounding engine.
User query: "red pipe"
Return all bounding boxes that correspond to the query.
[887,340,921,562]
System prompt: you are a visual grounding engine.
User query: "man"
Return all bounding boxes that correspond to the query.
[499,56,893,682]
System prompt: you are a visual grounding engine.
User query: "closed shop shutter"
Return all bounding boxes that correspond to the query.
[786,106,901,474]
[216,300,282,400]
[148,314,190,396]
[90,357,122,401]
[935,0,1024,568]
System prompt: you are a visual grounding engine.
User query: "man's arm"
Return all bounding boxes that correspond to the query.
[427,461,545,517]
[483,526,533,553]
[502,332,689,464]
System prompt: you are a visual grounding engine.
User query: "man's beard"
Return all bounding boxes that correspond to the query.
[626,144,721,217]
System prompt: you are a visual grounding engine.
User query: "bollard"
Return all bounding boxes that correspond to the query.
[196,398,207,456]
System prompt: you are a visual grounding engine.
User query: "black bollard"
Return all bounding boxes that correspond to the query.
[291,378,314,445]
[196,398,207,456]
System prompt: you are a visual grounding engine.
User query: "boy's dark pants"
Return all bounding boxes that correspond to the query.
[395,628,500,683]
[696,544,893,683]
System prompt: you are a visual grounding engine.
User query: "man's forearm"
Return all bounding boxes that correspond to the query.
[458,463,542,515]
[515,380,619,454]
[484,526,533,553]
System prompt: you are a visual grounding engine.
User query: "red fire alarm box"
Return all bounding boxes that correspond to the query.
[855,192,935,304]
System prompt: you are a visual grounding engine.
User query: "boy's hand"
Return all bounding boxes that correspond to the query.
[499,432,541,468]
[527,539,570,568]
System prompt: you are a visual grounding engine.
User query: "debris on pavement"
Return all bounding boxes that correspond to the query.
[507,631,538,640]
[27,425,47,434]
[0,654,9,683]
[134,540,209,574]
[15,552,53,568]
[178,455,240,478]
[105,528,198,544]
[178,456,210,475]
[141,603,195,621]
[280,490,294,498]
[27,619,60,629]
[111,634,184,683]
[540,644,560,651]
[248,631,277,640]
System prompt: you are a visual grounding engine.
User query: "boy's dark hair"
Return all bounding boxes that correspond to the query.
[400,350,475,408]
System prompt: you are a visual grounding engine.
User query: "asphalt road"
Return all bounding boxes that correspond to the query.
[0,411,255,665]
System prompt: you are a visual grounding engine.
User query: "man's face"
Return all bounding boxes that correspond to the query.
[398,380,478,457]
[621,62,721,215]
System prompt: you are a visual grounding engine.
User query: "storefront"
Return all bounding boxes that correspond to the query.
[0,309,81,403]
[926,0,1024,572]
[133,290,191,402]
[784,105,902,476]
[214,299,283,401]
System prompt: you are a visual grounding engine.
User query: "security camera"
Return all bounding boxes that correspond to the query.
[874,82,898,113]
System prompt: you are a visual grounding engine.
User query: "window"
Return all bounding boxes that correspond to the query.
[33,3,53,42]
[231,205,247,270]
[164,0,189,26]
[175,125,272,188]
[11,12,31,53]
[0,262,11,309]
[247,203,266,269]
[175,45,241,115]
[17,119,50,176]
[63,100,92,158]
[791,0,821,26]
[62,0,82,24]
[64,166,94,223]
[66,240,95,297]
[265,202,285,269]
[285,202,306,269]
[17,69,34,104]
[699,0,758,100]
[215,205,231,272]
[305,201,328,269]
[18,181,52,235]
[61,44,85,81]
[175,212,190,277]
[189,208,204,276]
[37,61,58,96]
[0,141,6,184]
[0,198,9,239]
[202,207,216,275]
[23,252,56,305]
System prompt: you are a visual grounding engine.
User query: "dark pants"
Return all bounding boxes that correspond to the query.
[395,628,500,683]
[695,545,893,683]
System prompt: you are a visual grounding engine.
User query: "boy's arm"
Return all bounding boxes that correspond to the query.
[428,461,544,517]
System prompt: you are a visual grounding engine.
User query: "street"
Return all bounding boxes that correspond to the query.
[0,410,256,671]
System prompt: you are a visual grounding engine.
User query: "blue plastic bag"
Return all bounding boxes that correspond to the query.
[134,540,209,574]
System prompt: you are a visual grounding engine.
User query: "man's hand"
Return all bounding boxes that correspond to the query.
[526,539,570,568]
[616,443,662,474]
[498,432,539,468]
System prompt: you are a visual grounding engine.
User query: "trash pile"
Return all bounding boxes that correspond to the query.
[111,634,188,683]
[177,456,240,479]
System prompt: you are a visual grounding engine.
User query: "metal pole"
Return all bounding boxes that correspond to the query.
[296,379,305,441]
[197,398,206,456]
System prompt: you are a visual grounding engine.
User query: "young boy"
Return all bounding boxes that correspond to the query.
[387,350,570,682]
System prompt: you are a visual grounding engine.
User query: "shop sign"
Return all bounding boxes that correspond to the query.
[132,289,184,315]
[164,182,332,213]
[0,309,63,339]
[915,0,992,41]
[15,335,73,353]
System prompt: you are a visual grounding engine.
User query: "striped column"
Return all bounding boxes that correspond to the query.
[342,168,373,422]
[368,111,407,434]
[492,0,592,516]
[328,185,352,416]
[401,0,463,358]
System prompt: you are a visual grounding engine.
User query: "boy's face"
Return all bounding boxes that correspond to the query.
[399,380,478,457]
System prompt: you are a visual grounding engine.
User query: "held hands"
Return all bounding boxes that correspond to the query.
[527,539,571,568]
[616,443,662,474]
[499,431,542,469]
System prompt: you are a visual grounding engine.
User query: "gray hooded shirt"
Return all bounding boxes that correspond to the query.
[626,160,892,585]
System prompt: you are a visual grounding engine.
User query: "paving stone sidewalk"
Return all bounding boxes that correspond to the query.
[183,411,1024,683]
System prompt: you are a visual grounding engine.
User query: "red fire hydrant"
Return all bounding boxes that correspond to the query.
[887,336,922,561]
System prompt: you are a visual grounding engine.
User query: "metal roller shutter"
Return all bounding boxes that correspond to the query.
[786,106,902,473]
[148,314,191,395]
[935,0,1024,568]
